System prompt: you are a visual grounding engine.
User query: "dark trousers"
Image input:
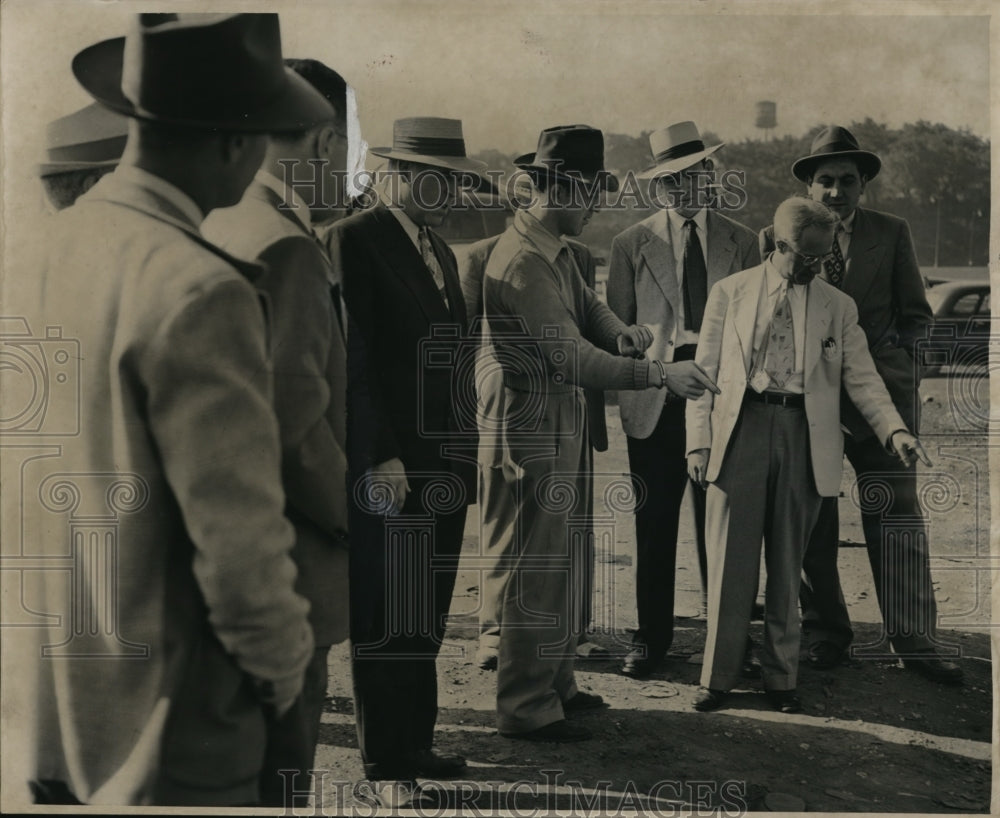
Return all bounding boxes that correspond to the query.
[349,486,466,780]
[258,646,332,808]
[801,433,941,654]
[625,368,707,657]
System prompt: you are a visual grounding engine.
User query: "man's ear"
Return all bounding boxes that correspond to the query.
[859,175,868,195]
[314,123,337,160]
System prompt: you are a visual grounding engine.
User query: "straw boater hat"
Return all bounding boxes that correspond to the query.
[37,102,128,177]
[71,13,335,132]
[791,125,882,183]
[370,117,487,174]
[638,121,724,179]
[514,124,619,192]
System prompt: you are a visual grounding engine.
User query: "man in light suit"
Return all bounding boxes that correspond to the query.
[202,58,350,807]
[325,118,484,809]
[687,197,930,714]
[8,14,335,806]
[607,122,760,678]
[760,126,961,684]
[459,224,609,671]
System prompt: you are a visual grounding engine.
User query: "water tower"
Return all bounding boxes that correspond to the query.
[755,100,777,141]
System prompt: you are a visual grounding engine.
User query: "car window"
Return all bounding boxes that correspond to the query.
[980,292,990,315]
[950,293,983,315]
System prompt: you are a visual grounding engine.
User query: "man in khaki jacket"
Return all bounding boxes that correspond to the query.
[6,14,334,807]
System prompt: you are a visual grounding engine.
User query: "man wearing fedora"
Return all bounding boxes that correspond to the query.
[760,126,961,685]
[607,121,760,679]
[479,124,718,743]
[11,13,337,806]
[687,196,930,714]
[202,58,351,807]
[37,102,127,210]
[458,178,610,672]
[324,117,483,808]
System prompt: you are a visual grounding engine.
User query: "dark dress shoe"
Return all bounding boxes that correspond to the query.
[741,651,762,679]
[500,719,592,742]
[563,691,606,712]
[751,602,765,621]
[766,689,802,713]
[355,779,433,809]
[477,653,498,671]
[408,748,467,778]
[620,646,665,679]
[693,687,726,711]
[807,641,846,670]
[902,651,964,685]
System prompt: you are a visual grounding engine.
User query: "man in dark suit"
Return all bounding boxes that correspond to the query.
[325,117,485,809]
[607,122,760,678]
[760,126,962,684]
[202,59,350,807]
[459,229,609,670]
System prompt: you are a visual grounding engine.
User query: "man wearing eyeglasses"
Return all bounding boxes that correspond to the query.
[760,126,960,686]
[686,196,929,714]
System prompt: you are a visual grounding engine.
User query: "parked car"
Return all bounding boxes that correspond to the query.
[916,279,991,373]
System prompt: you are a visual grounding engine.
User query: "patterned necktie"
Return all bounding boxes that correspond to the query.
[764,283,795,388]
[418,226,449,309]
[681,219,708,332]
[824,225,846,288]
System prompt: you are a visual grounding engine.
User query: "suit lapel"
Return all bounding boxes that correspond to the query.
[804,282,832,379]
[842,207,883,306]
[638,218,681,316]
[730,266,764,374]
[368,204,452,325]
[706,211,736,291]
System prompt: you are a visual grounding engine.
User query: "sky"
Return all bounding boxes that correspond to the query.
[0,0,990,202]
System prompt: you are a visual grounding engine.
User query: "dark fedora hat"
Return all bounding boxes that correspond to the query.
[791,125,882,183]
[37,102,128,177]
[370,117,487,174]
[515,125,620,192]
[72,13,336,133]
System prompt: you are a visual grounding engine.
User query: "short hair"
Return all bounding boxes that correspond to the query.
[274,59,347,145]
[773,196,838,247]
[41,166,115,210]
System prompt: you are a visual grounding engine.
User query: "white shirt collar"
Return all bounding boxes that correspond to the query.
[255,169,313,231]
[839,209,857,234]
[763,255,795,295]
[116,163,204,227]
[666,206,708,240]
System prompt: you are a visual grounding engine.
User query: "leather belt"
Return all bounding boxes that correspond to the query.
[745,390,805,409]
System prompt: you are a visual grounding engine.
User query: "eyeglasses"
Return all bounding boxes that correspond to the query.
[793,249,834,266]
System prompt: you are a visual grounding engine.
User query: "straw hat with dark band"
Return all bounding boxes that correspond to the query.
[637,121,723,179]
[370,117,487,174]
[38,102,128,177]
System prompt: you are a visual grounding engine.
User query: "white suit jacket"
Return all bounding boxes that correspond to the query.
[607,209,760,438]
[686,263,907,497]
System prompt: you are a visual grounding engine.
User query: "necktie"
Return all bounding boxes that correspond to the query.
[764,284,795,388]
[824,225,846,288]
[681,219,708,332]
[329,282,346,339]
[418,227,449,309]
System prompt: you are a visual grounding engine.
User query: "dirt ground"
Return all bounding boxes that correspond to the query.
[313,365,993,814]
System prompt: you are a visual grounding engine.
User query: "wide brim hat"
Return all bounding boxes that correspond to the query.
[514,124,620,192]
[791,125,881,182]
[72,13,336,133]
[37,102,128,177]
[637,120,723,180]
[370,117,487,174]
